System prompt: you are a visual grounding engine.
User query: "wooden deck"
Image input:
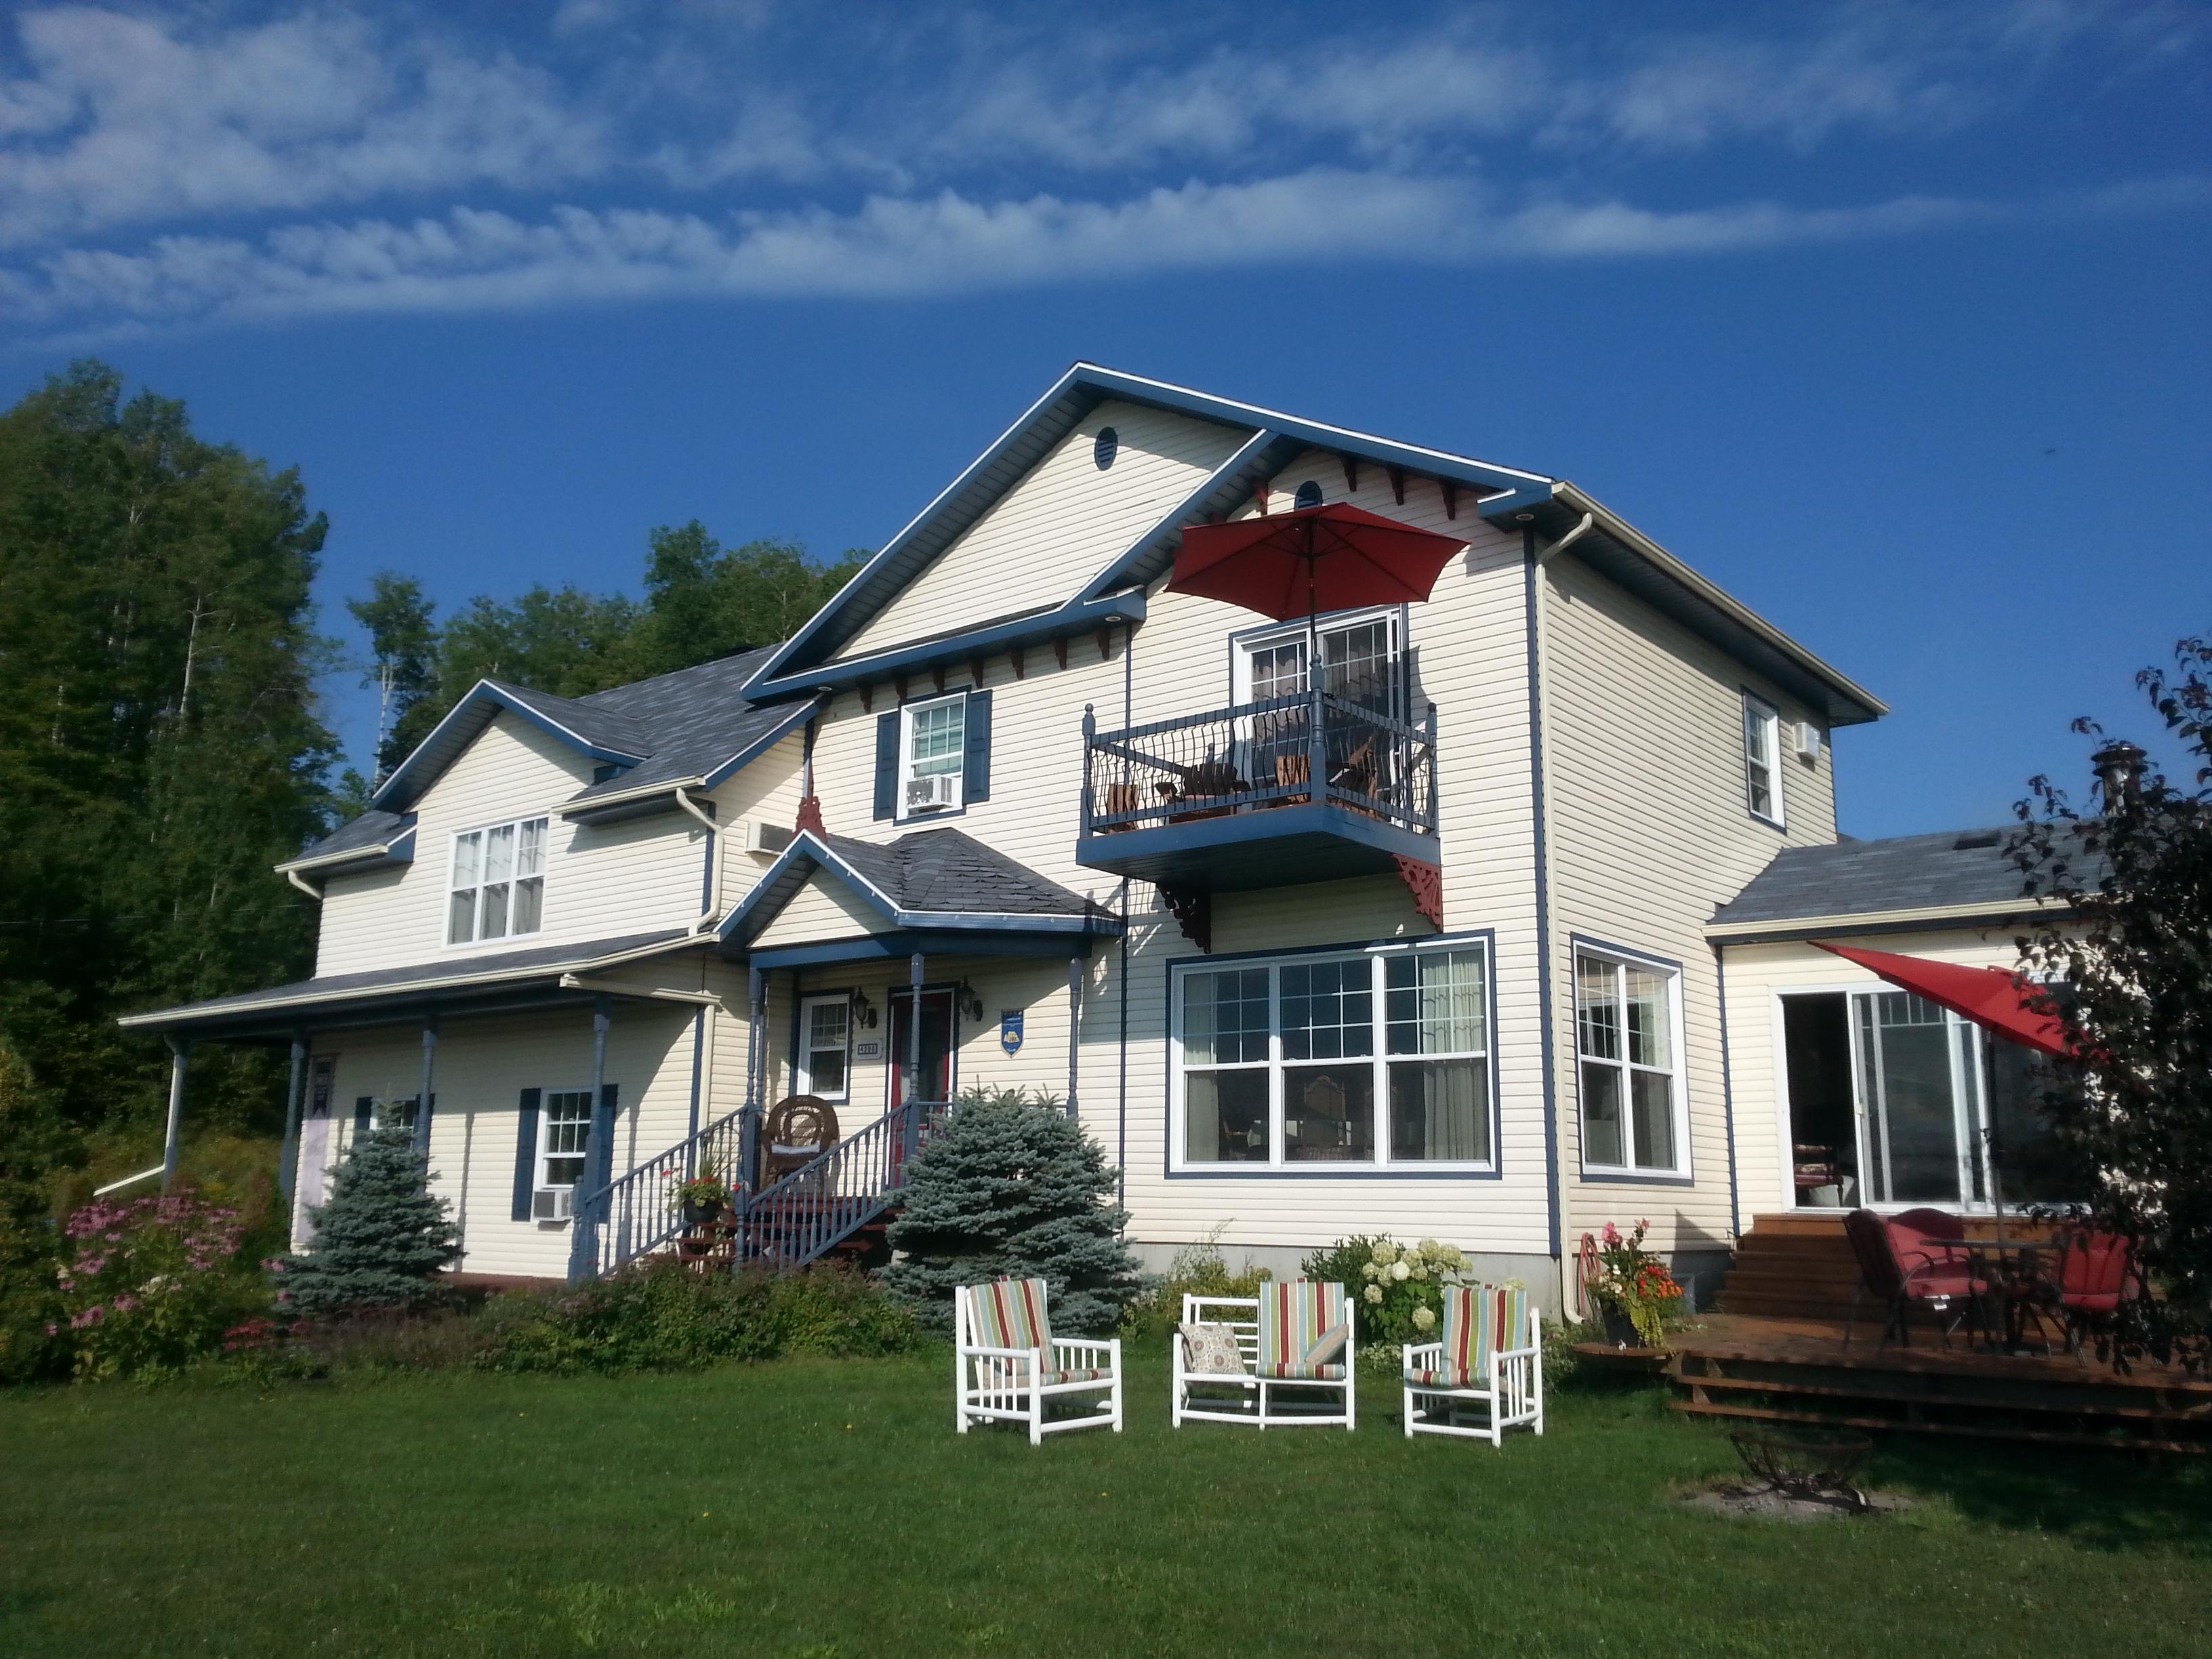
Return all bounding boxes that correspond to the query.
[1667,1313,2212,1453]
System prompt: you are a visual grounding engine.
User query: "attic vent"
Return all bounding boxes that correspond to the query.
[1294,480,1323,510]
[592,763,626,784]
[1952,830,2002,851]
[1093,427,1118,470]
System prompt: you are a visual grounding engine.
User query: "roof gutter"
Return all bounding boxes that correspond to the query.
[672,788,722,933]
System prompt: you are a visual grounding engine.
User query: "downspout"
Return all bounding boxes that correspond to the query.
[674,789,720,933]
[1522,526,1569,1318]
[1534,513,1593,567]
[284,867,323,901]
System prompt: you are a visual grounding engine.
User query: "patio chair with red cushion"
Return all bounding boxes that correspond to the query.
[1889,1207,1969,1273]
[2056,1229,2139,1357]
[1843,1208,1980,1350]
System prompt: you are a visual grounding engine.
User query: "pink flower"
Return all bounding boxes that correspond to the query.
[276,1290,293,1305]
[1601,1222,1621,1245]
[44,1323,57,1336]
[69,1305,104,1329]
[111,1295,138,1314]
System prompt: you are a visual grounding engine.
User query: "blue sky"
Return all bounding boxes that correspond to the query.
[2,0,2207,836]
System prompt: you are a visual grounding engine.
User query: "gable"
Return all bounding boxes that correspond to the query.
[753,867,890,947]
[833,400,1250,663]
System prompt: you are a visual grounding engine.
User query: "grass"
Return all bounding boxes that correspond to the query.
[2,1356,2207,1658]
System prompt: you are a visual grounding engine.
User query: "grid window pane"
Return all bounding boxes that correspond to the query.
[1185,1071,1268,1162]
[542,1091,592,1189]
[909,701,964,776]
[1386,949,1486,1055]
[516,818,546,878]
[1575,958,1620,1061]
[1281,958,1371,1061]
[1631,1070,1677,1170]
[448,888,477,945]
[1284,1064,1374,1161]
[480,882,509,939]
[1249,639,1306,699]
[1389,1057,1490,1162]
[1744,699,1778,820]
[452,831,481,887]
[1626,967,1672,1069]
[483,823,515,884]
[510,876,543,934]
[1184,968,1269,1065]
[1580,1061,1624,1166]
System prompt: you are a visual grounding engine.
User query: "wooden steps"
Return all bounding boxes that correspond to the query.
[1715,1213,1860,1319]
[1667,1314,2212,1454]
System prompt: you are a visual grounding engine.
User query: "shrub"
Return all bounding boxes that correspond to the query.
[475,1257,918,1375]
[281,1124,460,1316]
[54,1194,264,1380]
[1118,1234,1269,1338]
[882,1085,1141,1336]
[1302,1235,1478,1355]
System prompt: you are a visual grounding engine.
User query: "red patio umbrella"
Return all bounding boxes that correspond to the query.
[1811,942,2073,1057]
[1169,502,1470,638]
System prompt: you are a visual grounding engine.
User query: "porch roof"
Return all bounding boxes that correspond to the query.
[116,930,706,1040]
[1708,825,2100,942]
[719,826,1121,966]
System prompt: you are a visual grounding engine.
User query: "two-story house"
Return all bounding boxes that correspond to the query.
[144,362,2077,1312]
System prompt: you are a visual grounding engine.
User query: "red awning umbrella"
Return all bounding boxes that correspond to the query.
[1812,942,2072,1057]
[1170,502,1469,623]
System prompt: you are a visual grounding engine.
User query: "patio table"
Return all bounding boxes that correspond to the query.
[1965,1240,2059,1355]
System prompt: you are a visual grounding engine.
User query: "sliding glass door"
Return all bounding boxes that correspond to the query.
[1853,992,1984,1205]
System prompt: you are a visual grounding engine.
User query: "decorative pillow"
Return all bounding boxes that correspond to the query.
[1180,1322,1246,1376]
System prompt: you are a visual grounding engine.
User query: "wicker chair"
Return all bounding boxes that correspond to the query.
[760,1094,840,1184]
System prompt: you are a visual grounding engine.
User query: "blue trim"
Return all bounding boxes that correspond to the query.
[1076,427,1298,601]
[687,1007,704,1141]
[373,682,645,812]
[748,593,1147,701]
[1475,484,1556,523]
[1714,945,1742,1240]
[752,929,1104,971]
[697,700,821,791]
[1523,534,1562,1258]
[1159,928,1504,1181]
[1075,802,1438,890]
[1566,931,1696,1188]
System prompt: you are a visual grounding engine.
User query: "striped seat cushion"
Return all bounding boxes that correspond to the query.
[1405,1284,1525,1389]
[1255,1282,1351,1380]
[966,1277,1052,1355]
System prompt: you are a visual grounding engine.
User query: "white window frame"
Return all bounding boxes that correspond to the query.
[1229,606,1401,706]
[797,994,853,1103]
[897,691,966,819]
[370,1095,420,1133]
[445,815,550,947]
[1741,693,1784,828]
[1573,944,1691,1179]
[537,1088,594,1193]
[1168,937,1496,1173]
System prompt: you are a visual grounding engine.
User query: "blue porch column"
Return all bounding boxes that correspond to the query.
[1066,957,1082,1120]
[413,1017,438,1156]
[278,1029,308,1200]
[160,1035,190,1193]
[905,951,924,1105]
[565,997,615,1284]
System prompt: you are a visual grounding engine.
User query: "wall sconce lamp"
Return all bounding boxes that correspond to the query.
[956,981,985,1023]
[848,987,878,1029]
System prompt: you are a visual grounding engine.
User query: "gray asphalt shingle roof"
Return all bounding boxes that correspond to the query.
[288,810,413,865]
[1712,824,2101,929]
[821,827,1113,919]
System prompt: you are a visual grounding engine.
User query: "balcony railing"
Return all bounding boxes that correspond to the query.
[1081,688,1437,839]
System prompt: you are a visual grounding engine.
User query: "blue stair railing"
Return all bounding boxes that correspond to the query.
[734,1097,937,1270]
[574,1103,761,1282]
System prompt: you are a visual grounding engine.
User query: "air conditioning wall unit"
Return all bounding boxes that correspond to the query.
[739,819,793,858]
[905,772,961,813]
[1790,721,1823,762]
[531,1187,574,1223]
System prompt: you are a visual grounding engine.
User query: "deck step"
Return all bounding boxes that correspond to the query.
[1670,1397,2206,1454]
[1672,1366,2212,1424]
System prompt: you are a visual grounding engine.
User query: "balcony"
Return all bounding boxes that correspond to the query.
[1078,688,1437,892]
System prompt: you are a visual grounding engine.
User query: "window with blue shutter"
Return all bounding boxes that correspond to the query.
[510,1088,541,1221]
[352,1097,372,1139]
[873,712,899,820]
[962,688,992,803]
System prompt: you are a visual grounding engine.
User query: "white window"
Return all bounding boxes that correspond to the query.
[448,816,548,945]
[1742,694,1783,827]
[371,1095,419,1132]
[798,995,851,1101]
[539,1090,593,1190]
[1233,610,1399,714]
[1173,940,1494,1170]
[1574,948,1687,1176]
[899,693,966,816]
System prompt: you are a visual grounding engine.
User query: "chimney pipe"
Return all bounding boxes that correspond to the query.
[2091,741,2147,807]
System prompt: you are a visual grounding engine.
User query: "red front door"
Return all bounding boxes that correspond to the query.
[888,989,956,1107]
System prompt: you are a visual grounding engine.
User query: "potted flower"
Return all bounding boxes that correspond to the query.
[672,1166,732,1227]
[1593,1219,1685,1350]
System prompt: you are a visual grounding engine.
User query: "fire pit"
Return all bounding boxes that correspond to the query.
[1728,1427,1875,1511]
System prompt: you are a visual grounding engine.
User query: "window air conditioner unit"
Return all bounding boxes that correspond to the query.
[905,773,961,812]
[739,819,792,857]
[531,1187,573,1223]
[1790,721,1822,762]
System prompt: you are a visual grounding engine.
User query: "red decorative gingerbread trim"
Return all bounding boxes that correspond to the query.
[1393,855,1443,928]
[794,794,827,838]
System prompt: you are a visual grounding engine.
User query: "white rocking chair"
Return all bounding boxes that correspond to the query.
[954,1278,1123,1446]
[1402,1284,1544,1446]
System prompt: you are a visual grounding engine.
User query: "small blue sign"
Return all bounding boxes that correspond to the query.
[999,1010,1024,1057]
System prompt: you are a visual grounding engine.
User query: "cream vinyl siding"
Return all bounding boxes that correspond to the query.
[1537,552,1837,1255]
[314,714,708,977]
[834,401,1250,663]
[755,869,892,948]
[705,733,806,913]
[294,1000,705,1279]
[1717,926,2038,1218]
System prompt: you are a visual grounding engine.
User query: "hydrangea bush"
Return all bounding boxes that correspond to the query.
[1300,1235,1477,1354]
[52,1195,263,1379]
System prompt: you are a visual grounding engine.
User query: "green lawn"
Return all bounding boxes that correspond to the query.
[2,1357,2206,1658]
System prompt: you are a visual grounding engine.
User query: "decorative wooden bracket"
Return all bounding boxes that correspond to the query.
[969,655,987,689]
[794,794,827,838]
[1052,636,1069,671]
[1440,480,1459,520]
[1010,647,1026,680]
[893,674,909,703]
[859,683,874,714]
[1341,454,1360,493]
[1387,466,1406,505]
[1393,856,1443,928]
[1095,624,1115,661]
[930,665,947,695]
[1160,886,1211,953]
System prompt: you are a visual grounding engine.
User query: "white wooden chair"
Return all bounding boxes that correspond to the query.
[954,1278,1122,1446]
[1172,1282,1355,1429]
[1402,1284,1544,1446]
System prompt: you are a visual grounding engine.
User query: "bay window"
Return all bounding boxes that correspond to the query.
[1574,947,1687,1176]
[448,816,548,945]
[1174,939,1494,1170]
